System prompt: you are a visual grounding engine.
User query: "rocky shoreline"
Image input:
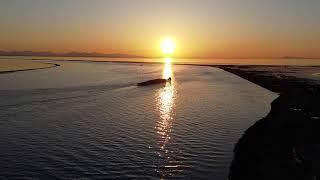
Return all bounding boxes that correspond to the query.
[215,65,320,180]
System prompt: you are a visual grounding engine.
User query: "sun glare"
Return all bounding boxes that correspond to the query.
[161,38,176,55]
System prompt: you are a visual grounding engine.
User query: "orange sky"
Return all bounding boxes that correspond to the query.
[0,0,319,58]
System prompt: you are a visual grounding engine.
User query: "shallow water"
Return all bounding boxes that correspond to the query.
[0,61,277,179]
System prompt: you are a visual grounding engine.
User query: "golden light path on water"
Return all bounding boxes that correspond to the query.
[157,58,174,151]
[155,58,181,177]
[163,58,172,79]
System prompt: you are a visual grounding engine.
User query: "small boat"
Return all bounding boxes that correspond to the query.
[137,77,171,86]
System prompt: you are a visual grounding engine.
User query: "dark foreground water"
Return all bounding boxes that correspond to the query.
[0,61,277,179]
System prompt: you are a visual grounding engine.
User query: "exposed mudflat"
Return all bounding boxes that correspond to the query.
[216,65,320,180]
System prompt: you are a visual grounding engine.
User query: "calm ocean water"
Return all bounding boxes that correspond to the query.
[0,60,277,179]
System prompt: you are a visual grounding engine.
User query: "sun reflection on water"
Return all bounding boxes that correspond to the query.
[157,59,174,148]
[157,80,174,150]
[155,59,181,177]
[163,62,172,80]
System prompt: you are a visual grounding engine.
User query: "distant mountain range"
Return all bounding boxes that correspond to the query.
[281,56,318,59]
[0,50,144,58]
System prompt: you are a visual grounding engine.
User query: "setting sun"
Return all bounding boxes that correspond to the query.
[161,38,176,55]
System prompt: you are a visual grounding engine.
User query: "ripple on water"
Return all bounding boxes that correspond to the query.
[0,62,277,179]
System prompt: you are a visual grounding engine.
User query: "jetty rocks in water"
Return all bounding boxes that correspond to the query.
[137,78,171,86]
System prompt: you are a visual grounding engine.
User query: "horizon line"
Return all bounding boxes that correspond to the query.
[0,50,319,60]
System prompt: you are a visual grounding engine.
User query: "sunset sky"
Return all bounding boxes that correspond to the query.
[0,0,319,58]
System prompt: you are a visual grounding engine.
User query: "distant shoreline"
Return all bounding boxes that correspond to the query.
[22,57,320,67]
[1,55,320,67]
[1,58,320,75]
[0,63,60,74]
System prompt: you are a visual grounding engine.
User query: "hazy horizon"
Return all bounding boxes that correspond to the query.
[1,0,320,59]
[1,49,319,59]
